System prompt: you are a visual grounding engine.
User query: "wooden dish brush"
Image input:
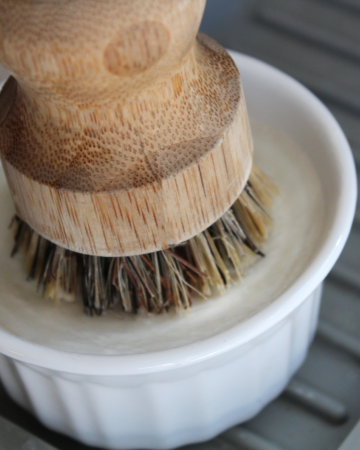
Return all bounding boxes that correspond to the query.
[0,0,277,316]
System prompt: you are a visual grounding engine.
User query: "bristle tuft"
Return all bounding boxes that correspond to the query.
[10,164,278,315]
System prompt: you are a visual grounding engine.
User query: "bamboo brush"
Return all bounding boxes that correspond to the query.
[0,0,277,316]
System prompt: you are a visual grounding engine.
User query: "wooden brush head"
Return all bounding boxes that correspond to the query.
[0,0,253,256]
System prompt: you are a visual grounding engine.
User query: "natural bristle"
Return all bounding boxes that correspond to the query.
[10,164,278,316]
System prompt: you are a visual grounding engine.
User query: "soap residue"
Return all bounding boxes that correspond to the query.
[0,123,324,355]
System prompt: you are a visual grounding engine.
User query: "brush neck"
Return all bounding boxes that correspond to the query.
[13,44,200,129]
[0,0,204,112]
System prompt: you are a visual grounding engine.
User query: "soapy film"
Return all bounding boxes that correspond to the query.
[11,164,278,316]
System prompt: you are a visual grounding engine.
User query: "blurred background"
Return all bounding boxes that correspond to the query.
[2,1,360,449]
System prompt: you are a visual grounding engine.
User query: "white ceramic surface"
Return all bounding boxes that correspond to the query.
[0,52,356,449]
[0,119,324,355]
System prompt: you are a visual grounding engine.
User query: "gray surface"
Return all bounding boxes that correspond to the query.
[1,0,360,449]
[0,416,58,450]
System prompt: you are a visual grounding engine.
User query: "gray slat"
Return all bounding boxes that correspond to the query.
[256,0,360,61]
[329,0,360,13]
[284,379,348,424]
[318,321,360,360]
[222,427,285,450]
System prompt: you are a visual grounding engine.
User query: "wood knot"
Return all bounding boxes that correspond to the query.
[104,21,170,77]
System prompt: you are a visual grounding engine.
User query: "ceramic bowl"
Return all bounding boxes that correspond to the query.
[0,52,356,449]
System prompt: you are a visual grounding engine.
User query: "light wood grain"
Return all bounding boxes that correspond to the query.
[0,0,253,256]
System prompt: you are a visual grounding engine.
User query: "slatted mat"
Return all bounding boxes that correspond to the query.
[1,1,360,449]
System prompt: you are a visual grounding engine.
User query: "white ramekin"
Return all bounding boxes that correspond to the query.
[0,52,357,449]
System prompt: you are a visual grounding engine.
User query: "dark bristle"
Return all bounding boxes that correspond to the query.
[11,217,26,257]
[10,164,278,316]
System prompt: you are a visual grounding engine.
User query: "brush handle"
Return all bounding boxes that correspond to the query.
[0,0,203,107]
[0,0,253,256]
